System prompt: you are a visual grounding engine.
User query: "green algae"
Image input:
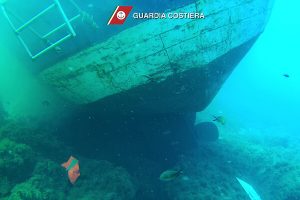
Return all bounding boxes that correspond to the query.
[7,160,68,200]
[0,120,137,200]
[0,177,12,197]
[67,159,136,200]
[0,121,70,161]
[1,117,300,200]
[5,159,137,200]
[0,139,35,180]
[163,125,300,200]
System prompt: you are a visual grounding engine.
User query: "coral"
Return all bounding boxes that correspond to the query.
[260,162,300,200]
[0,121,71,199]
[6,159,136,200]
[0,139,35,180]
[219,133,300,200]
[0,176,12,197]
[0,121,70,162]
[67,159,136,200]
[0,139,35,198]
[164,127,300,200]
[163,128,300,200]
[8,175,66,200]
[8,179,45,200]
[7,160,69,200]
[164,152,249,200]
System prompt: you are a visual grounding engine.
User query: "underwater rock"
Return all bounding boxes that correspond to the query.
[0,176,12,197]
[259,162,300,200]
[7,160,69,200]
[0,139,36,199]
[164,151,249,200]
[0,121,71,161]
[188,130,300,200]
[8,178,54,200]
[9,159,136,200]
[67,159,136,200]
[0,139,35,180]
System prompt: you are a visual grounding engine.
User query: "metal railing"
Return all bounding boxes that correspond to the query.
[1,0,81,59]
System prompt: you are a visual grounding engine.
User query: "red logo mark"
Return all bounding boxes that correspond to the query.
[107,6,133,25]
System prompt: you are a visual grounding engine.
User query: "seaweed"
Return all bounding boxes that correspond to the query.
[0,176,12,197]
[0,139,35,181]
[0,121,71,162]
[7,160,68,200]
[67,159,136,200]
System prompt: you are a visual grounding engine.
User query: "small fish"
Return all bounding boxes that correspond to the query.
[142,74,160,83]
[174,25,181,30]
[54,46,63,53]
[81,11,99,29]
[44,39,63,53]
[212,115,225,125]
[61,156,80,184]
[283,74,290,78]
[159,169,183,181]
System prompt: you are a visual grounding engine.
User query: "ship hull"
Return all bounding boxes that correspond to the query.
[40,0,274,114]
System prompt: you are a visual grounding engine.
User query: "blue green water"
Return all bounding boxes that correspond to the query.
[210,0,300,136]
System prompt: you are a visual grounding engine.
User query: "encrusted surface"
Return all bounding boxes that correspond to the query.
[40,0,274,111]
